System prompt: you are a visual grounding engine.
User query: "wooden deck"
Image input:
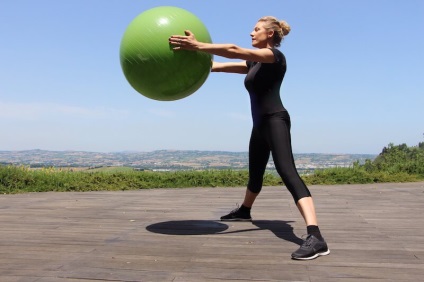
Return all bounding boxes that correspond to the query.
[1,182,423,281]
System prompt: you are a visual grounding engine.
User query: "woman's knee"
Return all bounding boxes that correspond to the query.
[289,185,312,203]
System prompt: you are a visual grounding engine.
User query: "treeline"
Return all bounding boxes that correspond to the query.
[303,142,424,184]
[0,142,423,194]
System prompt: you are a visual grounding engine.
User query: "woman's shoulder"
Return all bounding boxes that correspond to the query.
[269,48,286,65]
[269,47,285,57]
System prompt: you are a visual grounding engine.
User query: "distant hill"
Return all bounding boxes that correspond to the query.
[0,149,376,171]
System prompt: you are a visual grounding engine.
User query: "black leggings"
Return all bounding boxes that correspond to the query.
[247,111,311,203]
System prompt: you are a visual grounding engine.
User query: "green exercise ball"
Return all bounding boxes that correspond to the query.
[120,6,213,101]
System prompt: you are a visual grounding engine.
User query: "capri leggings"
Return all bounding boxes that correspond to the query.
[247,111,311,203]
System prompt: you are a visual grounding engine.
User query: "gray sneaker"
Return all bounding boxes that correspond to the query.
[291,234,330,260]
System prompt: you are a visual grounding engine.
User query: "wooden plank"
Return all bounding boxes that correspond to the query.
[0,182,423,281]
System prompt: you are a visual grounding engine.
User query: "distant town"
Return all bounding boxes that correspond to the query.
[0,149,376,173]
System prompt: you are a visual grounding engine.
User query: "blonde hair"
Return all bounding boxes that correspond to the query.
[258,16,291,47]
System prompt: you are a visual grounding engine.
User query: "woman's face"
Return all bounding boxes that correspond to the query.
[250,21,273,48]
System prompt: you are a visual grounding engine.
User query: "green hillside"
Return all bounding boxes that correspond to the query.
[1,143,423,194]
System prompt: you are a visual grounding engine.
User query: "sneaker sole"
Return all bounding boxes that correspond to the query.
[220,218,252,222]
[292,249,330,260]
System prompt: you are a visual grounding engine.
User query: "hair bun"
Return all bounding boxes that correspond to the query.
[280,20,291,36]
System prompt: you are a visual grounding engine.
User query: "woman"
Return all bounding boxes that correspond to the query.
[169,16,330,260]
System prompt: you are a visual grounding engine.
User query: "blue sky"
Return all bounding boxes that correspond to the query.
[1,0,423,154]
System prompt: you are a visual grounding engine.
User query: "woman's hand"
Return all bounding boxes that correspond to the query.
[169,30,199,50]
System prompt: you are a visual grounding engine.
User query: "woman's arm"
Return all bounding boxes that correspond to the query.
[212,61,248,74]
[169,30,275,64]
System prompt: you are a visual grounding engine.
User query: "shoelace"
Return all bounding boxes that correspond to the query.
[229,203,240,214]
[300,234,314,248]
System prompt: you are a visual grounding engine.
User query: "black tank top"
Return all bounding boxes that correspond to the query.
[244,48,287,126]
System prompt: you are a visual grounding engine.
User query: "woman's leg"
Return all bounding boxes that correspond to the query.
[296,196,318,226]
[243,126,270,207]
[242,189,259,208]
[265,112,311,203]
[220,127,269,221]
[263,112,329,259]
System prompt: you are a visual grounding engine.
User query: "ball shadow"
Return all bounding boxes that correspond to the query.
[146,220,229,235]
[146,219,303,245]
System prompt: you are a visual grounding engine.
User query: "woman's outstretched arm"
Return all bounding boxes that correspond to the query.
[169,30,275,63]
[211,61,248,74]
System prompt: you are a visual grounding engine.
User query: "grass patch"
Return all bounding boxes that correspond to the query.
[1,164,422,194]
[0,166,282,194]
[302,166,423,185]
